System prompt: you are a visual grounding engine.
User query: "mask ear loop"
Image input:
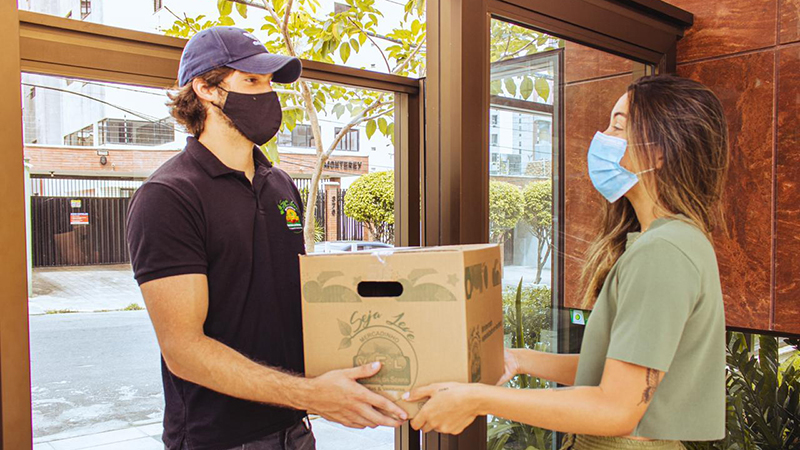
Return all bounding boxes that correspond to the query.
[635,168,656,176]
[210,85,229,111]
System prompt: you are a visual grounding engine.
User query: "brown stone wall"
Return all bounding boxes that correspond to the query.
[562,0,800,335]
[669,0,799,334]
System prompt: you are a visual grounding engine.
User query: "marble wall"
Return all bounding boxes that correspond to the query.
[562,0,800,335]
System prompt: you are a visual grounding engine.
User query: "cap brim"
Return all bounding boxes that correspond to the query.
[226,53,303,83]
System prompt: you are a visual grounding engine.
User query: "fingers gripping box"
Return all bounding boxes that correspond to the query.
[300,244,505,418]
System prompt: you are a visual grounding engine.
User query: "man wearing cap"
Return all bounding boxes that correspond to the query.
[126,27,407,450]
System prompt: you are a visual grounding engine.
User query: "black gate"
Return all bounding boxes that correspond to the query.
[31,196,132,267]
[336,189,364,241]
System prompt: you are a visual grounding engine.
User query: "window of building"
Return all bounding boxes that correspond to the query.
[334,127,360,151]
[278,124,315,148]
[63,124,94,146]
[491,133,498,145]
[97,117,175,146]
[80,0,91,19]
[491,115,498,126]
[154,0,163,12]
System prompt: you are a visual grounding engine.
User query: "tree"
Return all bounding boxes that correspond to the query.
[165,0,426,249]
[489,181,523,244]
[343,170,394,242]
[522,180,552,285]
[489,20,561,103]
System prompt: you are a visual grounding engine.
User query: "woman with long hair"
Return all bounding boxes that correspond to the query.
[405,74,730,449]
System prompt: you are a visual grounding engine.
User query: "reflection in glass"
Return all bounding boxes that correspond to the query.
[489,18,565,450]
[23,73,397,445]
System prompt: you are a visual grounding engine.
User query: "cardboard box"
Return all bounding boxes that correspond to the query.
[300,244,505,417]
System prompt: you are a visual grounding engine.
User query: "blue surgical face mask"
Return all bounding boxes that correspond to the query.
[587,131,654,203]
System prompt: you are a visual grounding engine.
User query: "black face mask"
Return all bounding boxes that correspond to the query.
[214,88,282,146]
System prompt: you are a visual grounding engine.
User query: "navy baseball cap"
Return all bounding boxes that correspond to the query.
[178,27,302,87]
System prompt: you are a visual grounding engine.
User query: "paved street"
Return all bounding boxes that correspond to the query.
[29,290,394,449]
[30,311,164,442]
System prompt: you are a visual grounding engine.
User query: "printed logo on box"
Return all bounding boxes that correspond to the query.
[337,310,419,388]
[469,326,482,383]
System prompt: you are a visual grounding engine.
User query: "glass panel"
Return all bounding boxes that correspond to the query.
[19,0,426,76]
[24,73,397,448]
[488,18,641,450]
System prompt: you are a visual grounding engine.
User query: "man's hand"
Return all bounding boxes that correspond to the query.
[497,348,520,385]
[305,362,409,429]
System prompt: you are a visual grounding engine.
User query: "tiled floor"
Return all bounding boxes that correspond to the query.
[34,418,395,450]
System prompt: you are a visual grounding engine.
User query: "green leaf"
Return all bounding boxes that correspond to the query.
[377,117,388,135]
[332,103,346,119]
[350,38,360,53]
[235,2,247,18]
[490,80,502,96]
[260,139,280,165]
[366,119,377,139]
[504,78,516,97]
[535,77,550,101]
[284,109,297,131]
[359,32,367,45]
[217,0,232,16]
[340,42,351,63]
[520,77,534,100]
[386,122,394,139]
[219,15,235,26]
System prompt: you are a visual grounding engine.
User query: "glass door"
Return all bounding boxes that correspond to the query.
[487,17,650,450]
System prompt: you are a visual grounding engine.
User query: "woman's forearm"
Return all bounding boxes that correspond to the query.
[473,384,635,436]
[514,349,579,386]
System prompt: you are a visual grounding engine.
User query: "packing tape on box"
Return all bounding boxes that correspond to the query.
[372,249,395,265]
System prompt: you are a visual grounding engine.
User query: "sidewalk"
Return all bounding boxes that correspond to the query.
[30,265,143,315]
[33,417,395,450]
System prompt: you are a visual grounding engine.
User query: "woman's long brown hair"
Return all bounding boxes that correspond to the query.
[580,75,730,307]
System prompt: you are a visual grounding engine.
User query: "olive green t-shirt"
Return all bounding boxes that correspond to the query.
[574,215,726,441]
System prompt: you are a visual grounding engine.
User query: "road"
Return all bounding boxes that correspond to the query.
[29,311,164,441]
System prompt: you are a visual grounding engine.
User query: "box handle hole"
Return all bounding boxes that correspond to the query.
[357,281,404,298]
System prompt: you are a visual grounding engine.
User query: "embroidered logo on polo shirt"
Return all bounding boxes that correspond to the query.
[278,199,303,233]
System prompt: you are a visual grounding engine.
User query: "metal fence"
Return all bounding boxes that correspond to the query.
[30,176,144,198]
[31,196,131,267]
[28,176,390,267]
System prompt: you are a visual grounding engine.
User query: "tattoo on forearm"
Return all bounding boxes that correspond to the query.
[639,369,659,405]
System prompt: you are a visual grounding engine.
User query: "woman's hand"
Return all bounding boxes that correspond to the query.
[497,348,521,385]
[404,382,482,435]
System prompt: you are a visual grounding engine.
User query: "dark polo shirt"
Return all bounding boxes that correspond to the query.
[126,137,307,450]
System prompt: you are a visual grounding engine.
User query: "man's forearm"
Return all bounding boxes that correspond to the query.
[515,349,579,386]
[473,384,633,436]
[166,334,312,410]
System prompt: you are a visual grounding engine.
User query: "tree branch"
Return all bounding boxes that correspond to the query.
[361,107,394,123]
[391,38,424,74]
[347,17,391,73]
[283,0,294,32]
[324,99,387,157]
[164,6,200,32]
[227,0,265,9]
[273,88,301,96]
